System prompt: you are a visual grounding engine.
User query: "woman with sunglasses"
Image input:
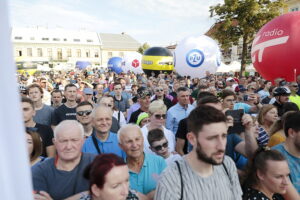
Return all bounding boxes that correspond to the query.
[140,100,176,155]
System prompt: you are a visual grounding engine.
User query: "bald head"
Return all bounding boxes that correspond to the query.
[92,105,113,118]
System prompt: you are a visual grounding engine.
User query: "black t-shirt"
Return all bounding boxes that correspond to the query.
[273,101,284,117]
[35,123,54,157]
[129,108,144,124]
[175,118,188,154]
[242,187,284,200]
[53,104,77,125]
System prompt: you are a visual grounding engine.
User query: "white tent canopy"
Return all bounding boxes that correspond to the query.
[217,61,256,73]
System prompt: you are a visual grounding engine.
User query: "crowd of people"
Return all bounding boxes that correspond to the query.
[18,68,300,200]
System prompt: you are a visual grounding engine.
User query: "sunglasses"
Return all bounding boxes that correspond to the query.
[292,85,298,88]
[152,142,168,151]
[154,114,166,119]
[156,89,163,92]
[76,110,92,116]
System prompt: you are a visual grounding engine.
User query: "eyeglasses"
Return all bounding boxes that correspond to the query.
[154,114,166,119]
[156,89,163,92]
[292,85,298,88]
[76,110,92,116]
[152,142,168,151]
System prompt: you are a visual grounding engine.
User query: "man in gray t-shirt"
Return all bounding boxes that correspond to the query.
[32,120,95,200]
[155,105,242,200]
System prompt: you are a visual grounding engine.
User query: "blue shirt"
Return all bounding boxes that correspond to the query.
[272,143,300,193]
[234,102,251,114]
[129,153,166,195]
[82,132,126,159]
[166,103,194,134]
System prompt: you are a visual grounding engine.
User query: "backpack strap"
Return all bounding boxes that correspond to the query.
[175,160,183,200]
[222,162,232,185]
[92,133,102,154]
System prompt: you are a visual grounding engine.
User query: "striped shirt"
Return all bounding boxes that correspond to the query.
[155,156,242,200]
[257,127,269,146]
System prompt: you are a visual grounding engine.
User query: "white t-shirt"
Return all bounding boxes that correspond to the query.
[141,125,176,155]
[112,110,126,127]
[165,153,182,166]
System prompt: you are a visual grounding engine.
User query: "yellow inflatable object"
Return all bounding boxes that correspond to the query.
[142,55,173,71]
[141,47,174,75]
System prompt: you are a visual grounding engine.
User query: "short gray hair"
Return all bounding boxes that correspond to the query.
[91,105,113,118]
[54,120,84,138]
[117,124,142,144]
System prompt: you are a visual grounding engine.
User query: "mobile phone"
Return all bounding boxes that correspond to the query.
[225,109,245,134]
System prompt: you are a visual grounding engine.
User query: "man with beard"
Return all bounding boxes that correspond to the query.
[272,111,300,192]
[155,105,242,200]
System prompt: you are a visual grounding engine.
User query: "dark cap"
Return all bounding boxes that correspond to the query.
[137,87,151,99]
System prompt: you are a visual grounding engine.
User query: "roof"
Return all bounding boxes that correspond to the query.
[99,33,140,50]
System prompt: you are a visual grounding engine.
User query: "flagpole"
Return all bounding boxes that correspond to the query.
[0,1,33,199]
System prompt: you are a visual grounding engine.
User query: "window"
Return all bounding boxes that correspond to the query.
[14,37,22,40]
[119,52,124,57]
[108,52,113,58]
[86,50,90,58]
[76,49,81,57]
[291,7,299,12]
[16,49,22,56]
[30,37,35,40]
[53,38,60,41]
[47,48,52,57]
[87,39,93,42]
[37,48,43,57]
[74,39,80,42]
[42,38,49,41]
[95,50,99,58]
[57,48,62,60]
[27,48,32,57]
[67,49,72,57]
[63,38,67,41]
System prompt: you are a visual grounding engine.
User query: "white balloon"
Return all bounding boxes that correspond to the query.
[121,52,143,74]
[174,35,221,78]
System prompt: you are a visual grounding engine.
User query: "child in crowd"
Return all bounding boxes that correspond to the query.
[148,128,181,166]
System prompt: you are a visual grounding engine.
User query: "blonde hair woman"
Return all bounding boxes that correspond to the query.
[140,100,176,155]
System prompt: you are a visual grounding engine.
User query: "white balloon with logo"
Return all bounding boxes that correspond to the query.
[121,52,143,74]
[174,35,221,78]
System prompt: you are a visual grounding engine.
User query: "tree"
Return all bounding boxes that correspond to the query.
[210,0,284,75]
[138,42,150,54]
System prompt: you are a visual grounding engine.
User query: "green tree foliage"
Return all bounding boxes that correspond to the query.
[138,43,150,54]
[210,0,284,75]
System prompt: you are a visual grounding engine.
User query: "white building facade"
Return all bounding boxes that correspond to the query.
[11,27,140,69]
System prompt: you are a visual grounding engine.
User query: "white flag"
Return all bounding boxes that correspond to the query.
[0,1,33,199]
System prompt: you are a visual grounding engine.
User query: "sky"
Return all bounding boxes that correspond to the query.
[9,0,223,46]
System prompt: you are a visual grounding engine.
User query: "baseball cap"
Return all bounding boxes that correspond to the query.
[83,88,93,95]
[137,87,151,99]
